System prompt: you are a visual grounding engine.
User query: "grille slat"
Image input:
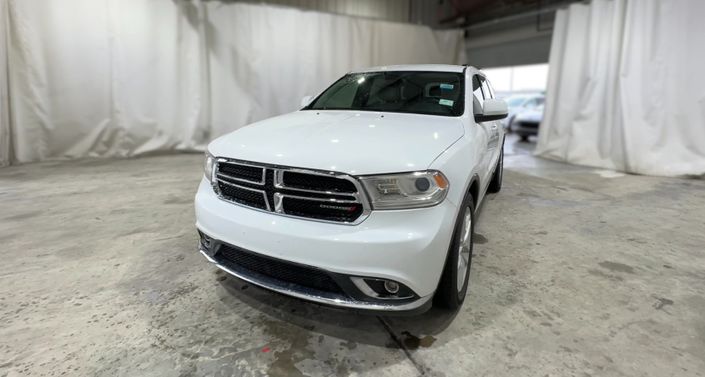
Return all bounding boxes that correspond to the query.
[277,189,356,201]
[216,244,343,294]
[213,160,367,224]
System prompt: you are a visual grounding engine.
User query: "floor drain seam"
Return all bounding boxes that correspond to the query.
[376,316,427,376]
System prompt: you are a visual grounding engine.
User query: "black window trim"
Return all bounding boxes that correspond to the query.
[471,74,485,115]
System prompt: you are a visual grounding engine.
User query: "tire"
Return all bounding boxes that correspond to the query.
[435,192,475,310]
[487,145,503,194]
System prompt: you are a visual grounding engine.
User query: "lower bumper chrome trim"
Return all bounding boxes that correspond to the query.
[199,249,432,312]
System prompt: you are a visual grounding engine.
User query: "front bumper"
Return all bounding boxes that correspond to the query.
[194,177,458,312]
[198,244,433,312]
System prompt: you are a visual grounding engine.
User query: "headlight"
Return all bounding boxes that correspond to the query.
[204,152,215,182]
[360,170,449,209]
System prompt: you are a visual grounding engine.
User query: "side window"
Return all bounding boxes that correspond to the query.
[472,75,484,115]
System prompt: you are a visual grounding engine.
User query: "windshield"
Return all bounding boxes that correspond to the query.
[306,71,465,117]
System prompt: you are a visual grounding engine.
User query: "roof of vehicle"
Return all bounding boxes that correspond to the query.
[350,64,471,73]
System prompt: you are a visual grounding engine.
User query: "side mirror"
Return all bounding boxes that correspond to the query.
[301,95,313,108]
[475,99,508,122]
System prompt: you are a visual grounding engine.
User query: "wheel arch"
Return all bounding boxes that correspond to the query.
[467,174,480,207]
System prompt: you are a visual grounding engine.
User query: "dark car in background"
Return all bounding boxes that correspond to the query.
[501,94,544,132]
[512,101,544,142]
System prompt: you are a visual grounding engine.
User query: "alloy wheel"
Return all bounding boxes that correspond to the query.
[456,206,472,292]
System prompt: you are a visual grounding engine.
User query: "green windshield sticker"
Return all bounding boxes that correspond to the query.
[439,99,454,107]
[440,83,454,90]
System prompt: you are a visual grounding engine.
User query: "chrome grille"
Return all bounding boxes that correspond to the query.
[213,159,369,224]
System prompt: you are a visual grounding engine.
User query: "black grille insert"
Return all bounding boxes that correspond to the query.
[216,243,343,294]
[218,162,263,183]
[282,197,363,223]
[217,182,267,210]
[282,171,357,193]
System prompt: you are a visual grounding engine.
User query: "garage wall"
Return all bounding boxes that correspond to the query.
[466,23,553,68]
[1,0,464,165]
[535,0,705,177]
[463,6,560,68]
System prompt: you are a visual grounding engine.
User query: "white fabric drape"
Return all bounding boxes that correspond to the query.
[0,0,10,166]
[0,0,465,165]
[535,0,705,177]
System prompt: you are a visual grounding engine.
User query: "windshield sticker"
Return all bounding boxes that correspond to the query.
[440,83,454,90]
[439,99,454,107]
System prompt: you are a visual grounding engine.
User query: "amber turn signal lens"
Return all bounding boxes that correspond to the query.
[433,172,449,189]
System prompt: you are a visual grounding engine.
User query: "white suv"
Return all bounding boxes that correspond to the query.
[195,65,506,313]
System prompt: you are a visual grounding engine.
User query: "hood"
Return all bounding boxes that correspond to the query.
[208,110,464,175]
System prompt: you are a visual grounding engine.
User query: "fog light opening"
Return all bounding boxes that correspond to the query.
[384,280,400,294]
[351,277,415,300]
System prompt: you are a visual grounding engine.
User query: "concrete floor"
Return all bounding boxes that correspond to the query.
[1,136,704,377]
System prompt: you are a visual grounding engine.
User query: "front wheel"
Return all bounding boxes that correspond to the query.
[435,193,475,309]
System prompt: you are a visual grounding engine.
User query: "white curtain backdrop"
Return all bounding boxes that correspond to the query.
[0,0,465,165]
[0,0,10,166]
[535,0,705,177]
